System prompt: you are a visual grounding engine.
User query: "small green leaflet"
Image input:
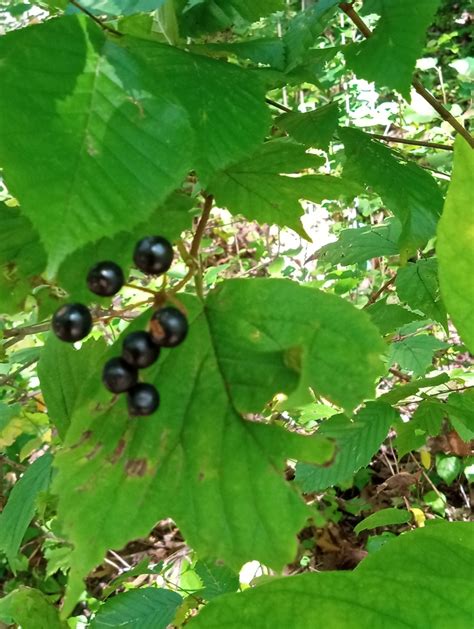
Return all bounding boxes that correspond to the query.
[395,399,446,457]
[208,139,362,236]
[0,16,269,273]
[317,218,401,266]
[436,454,463,485]
[90,588,183,629]
[296,403,398,492]
[188,523,474,629]
[0,453,53,563]
[396,258,447,330]
[388,334,449,377]
[344,0,442,99]
[444,389,474,441]
[53,279,385,613]
[276,102,339,150]
[38,338,107,440]
[437,137,474,353]
[366,300,423,336]
[354,508,411,535]
[283,0,340,71]
[0,587,67,629]
[195,560,240,600]
[380,373,449,405]
[339,127,443,258]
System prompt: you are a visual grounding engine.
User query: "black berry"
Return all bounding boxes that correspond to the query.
[122,331,160,369]
[102,357,138,393]
[127,383,160,416]
[52,303,92,343]
[133,236,173,275]
[150,307,188,347]
[87,261,124,297]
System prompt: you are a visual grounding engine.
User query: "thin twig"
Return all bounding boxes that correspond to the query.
[265,97,292,112]
[409,452,445,501]
[190,194,214,259]
[0,358,38,387]
[266,98,453,150]
[368,133,453,151]
[389,367,411,382]
[0,456,26,472]
[364,275,396,307]
[123,283,158,296]
[339,2,474,148]
[3,322,51,339]
[69,0,122,36]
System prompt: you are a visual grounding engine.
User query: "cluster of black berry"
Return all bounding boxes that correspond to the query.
[51,236,188,416]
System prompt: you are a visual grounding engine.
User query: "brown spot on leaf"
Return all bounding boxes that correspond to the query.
[109,439,126,464]
[85,443,103,461]
[198,471,205,481]
[70,431,93,450]
[125,459,148,477]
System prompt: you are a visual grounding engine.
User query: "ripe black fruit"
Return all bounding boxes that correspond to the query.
[102,357,138,393]
[122,331,160,369]
[87,261,124,296]
[150,307,188,347]
[127,383,160,416]
[52,303,92,343]
[133,236,173,275]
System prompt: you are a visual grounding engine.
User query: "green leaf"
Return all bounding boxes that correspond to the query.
[339,127,443,258]
[0,453,53,563]
[444,390,474,441]
[283,0,340,71]
[354,508,411,535]
[0,587,67,629]
[0,205,45,276]
[379,373,450,404]
[296,402,398,492]
[396,258,447,329]
[191,39,286,70]
[366,300,423,336]
[76,0,166,16]
[395,399,445,457]
[195,560,240,600]
[187,523,474,629]
[178,0,284,36]
[388,334,449,377]
[437,137,474,353]
[53,288,339,613]
[344,0,442,98]
[208,139,362,235]
[0,403,21,434]
[54,279,385,613]
[436,454,462,485]
[90,587,183,629]
[424,489,447,515]
[275,102,339,150]
[318,218,400,266]
[38,338,107,440]
[0,16,269,273]
[205,279,386,412]
[57,191,194,303]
